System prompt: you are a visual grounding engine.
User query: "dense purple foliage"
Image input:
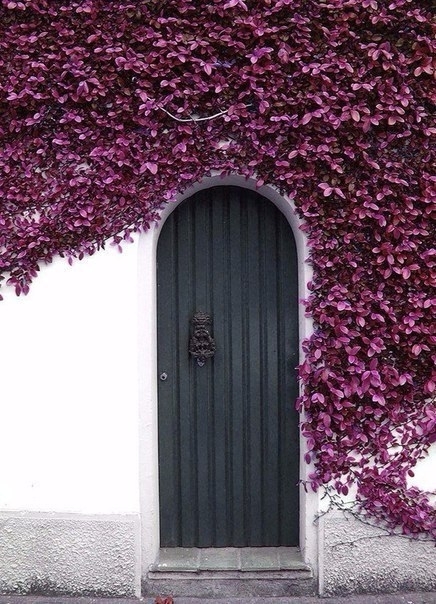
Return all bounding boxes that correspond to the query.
[0,0,435,536]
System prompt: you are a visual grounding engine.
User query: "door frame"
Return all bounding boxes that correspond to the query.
[137,174,320,582]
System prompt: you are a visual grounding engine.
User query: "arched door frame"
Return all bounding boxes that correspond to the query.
[137,173,320,583]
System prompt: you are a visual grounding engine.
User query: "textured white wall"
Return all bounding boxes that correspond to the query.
[0,513,139,596]
[318,445,436,595]
[321,512,436,596]
[409,443,436,493]
[0,244,140,515]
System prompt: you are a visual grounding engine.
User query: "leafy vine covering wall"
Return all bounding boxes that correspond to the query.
[0,1,435,538]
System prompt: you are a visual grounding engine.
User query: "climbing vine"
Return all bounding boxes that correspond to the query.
[0,0,435,537]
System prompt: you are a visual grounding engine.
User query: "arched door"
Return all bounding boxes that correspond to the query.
[157,186,299,548]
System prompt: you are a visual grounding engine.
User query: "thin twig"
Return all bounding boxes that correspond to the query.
[313,485,436,545]
[158,103,252,123]
[158,106,230,122]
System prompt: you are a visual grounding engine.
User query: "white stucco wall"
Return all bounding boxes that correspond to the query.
[0,244,141,515]
[0,513,139,596]
[409,444,436,493]
[320,512,436,596]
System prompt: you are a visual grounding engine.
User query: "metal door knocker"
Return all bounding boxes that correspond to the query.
[189,311,216,367]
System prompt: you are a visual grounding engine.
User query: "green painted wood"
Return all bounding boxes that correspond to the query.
[157,186,299,547]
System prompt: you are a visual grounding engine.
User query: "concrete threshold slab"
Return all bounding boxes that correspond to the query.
[150,547,310,573]
[143,575,316,598]
[145,547,315,598]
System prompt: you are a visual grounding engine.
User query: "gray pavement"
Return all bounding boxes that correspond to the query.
[0,593,435,604]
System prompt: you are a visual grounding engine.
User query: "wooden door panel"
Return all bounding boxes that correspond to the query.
[157,186,299,547]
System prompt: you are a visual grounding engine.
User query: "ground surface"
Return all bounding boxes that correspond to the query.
[0,593,435,604]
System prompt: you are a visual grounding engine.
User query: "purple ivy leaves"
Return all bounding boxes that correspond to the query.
[0,0,435,538]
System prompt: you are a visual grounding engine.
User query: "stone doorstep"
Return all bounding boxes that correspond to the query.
[149,546,312,575]
[144,573,316,598]
[148,570,311,580]
[146,547,316,596]
[147,570,313,583]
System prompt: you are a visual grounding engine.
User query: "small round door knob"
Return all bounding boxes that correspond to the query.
[160,372,168,381]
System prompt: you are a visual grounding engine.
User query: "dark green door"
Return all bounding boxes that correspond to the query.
[157,186,299,548]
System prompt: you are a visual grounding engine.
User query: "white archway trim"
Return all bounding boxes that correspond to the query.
[137,174,320,582]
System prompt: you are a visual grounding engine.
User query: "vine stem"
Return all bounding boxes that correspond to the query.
[158,103,252,123]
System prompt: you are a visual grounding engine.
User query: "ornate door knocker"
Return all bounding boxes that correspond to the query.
[189,311,216,367]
